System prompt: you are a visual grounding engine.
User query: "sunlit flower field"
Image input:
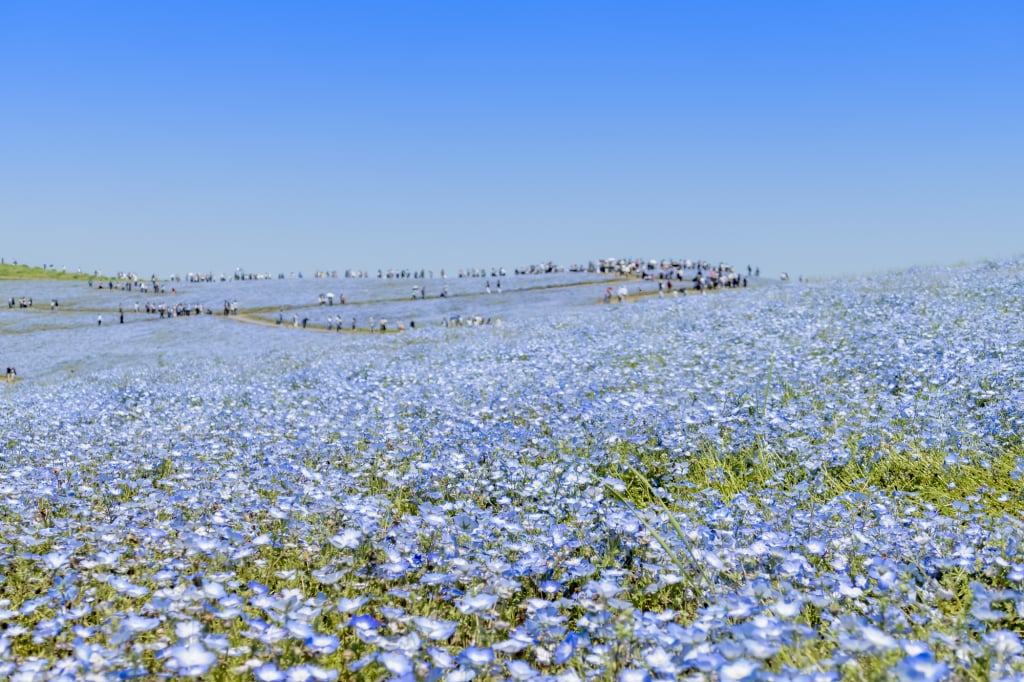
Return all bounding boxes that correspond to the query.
[2,260,1024,681]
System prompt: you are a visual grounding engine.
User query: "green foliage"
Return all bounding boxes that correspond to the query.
[0,263,94,281]
[823,445,1024,515]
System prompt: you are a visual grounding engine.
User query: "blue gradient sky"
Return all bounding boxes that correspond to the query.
[2,2,1022,279]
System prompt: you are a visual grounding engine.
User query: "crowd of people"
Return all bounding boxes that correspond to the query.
[89,278,166,294]
[3,256,766,379]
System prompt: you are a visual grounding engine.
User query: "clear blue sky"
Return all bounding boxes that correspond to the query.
[2,2,1021,279]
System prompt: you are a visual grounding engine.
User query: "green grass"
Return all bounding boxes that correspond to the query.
[600,432,1024,518]
[0,263,96,281]
[822,445,1024,513]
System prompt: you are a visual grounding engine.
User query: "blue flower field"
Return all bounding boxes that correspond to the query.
[2,260,1024,681]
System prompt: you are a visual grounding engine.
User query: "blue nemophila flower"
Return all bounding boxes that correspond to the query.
[174,619,203,643]
[506,658,540,680]
[412,616,458,641]
[71,638,113,667]
[287,620,314,639]
[31,617,62,643]
[457,646,494,667]
[770,598,803,618]
[892,652,949,682]
[529,606,567,628]
[540,579,563,595]
[204,632,235,655]
[493,630,535,654]
[457,592,498,615]
[427,646,456,669]
[201,580,227,599]
[970,601,1007,621]
[837,623,899,653]
[617,668,651,682]
[349,613,380,643]
[337,596,369,613]
[446,668,479,682]
[152,568,176,584]
[585,578,624,599]
[253,663,286,681]
[453,512,478,533]
[305,633,339,655]
[719,658,760,681]
[563,557,596,578]
[742,637,779,660]
[108,576,149,597]
[985,629,1024,656]
[328,528,362,549]
[50,655,83,679]
[251,592,279,613]
[163,642,216,677]
[380,605,406,619]
[213,594,245,620]
[379,651,413,676]
[243,621,289,646]
[11,659,48,680]
[311,566,348,584]
[347,653,377,673]
[553,632,578,664]
[110,614,160,644]
[40,550,71,571]
[281,663,339,681]
[388,631,423,657]
[644,646,681,676]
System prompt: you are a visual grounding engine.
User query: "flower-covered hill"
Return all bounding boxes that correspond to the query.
[2,259,1024,680]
